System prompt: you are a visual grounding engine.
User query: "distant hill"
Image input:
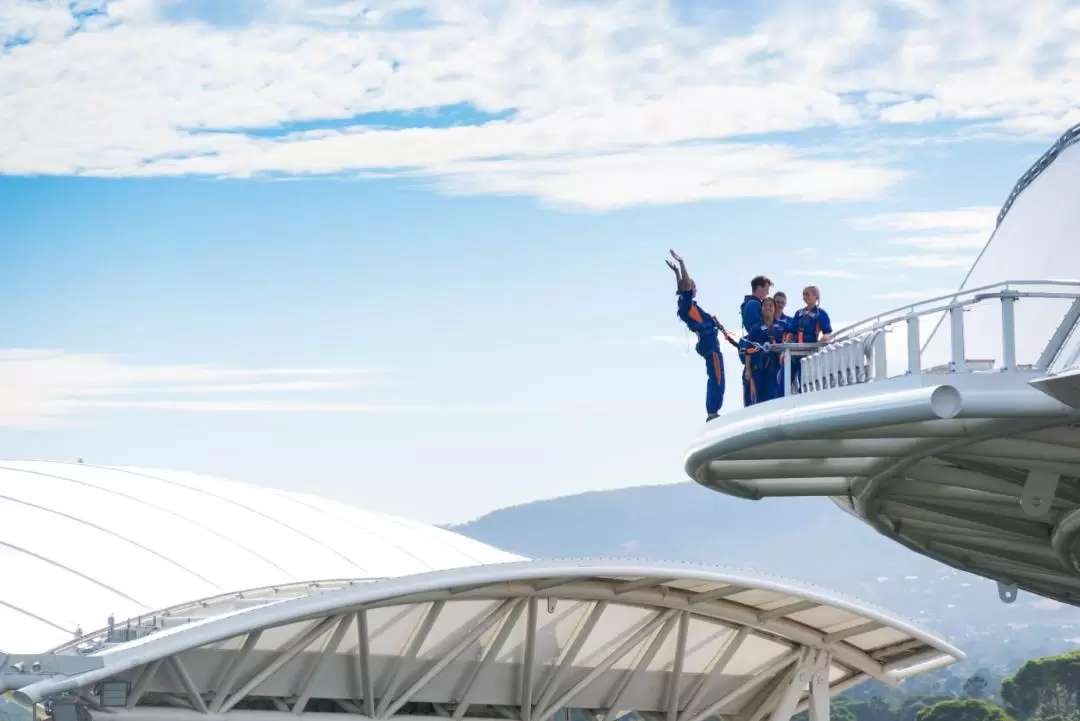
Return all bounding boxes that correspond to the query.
[451,483,1080,668]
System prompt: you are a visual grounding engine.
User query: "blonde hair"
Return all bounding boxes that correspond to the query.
[803,285,821,303]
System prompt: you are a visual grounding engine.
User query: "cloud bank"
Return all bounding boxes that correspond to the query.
[3,0,1078,208]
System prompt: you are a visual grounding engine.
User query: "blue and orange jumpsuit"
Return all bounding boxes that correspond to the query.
[739,295,762,407]
[744,320,788,404]
[789,306,833,388]
[678,290,738,418]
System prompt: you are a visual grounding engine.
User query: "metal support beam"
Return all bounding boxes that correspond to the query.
[453,600,527,720]
[220,617,339,714]
[533,602,608,718]
[376,602,446,719]
[665,611,690,721]
[949,305,966,374]
[906,315,920,374]
[534,609,677,721]
[678,627,750,721]
[210,632,262,713]
[604,612,679,719]
[683,651,799,721]
[808,652,831,721]
[1000,293,1018,372]
[355,611,374,719]
[520,597,538,721]
[383,601,518,720]
[872,331,887,381]
[167,657,207,714]
[294,615,353,714]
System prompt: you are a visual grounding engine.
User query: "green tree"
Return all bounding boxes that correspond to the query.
[898,696,958,721]
[965,676,989,699]
[915,699,1013,721]
[1001,650,1080,720]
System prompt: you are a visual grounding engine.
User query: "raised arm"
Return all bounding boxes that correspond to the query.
[670,249,692,290]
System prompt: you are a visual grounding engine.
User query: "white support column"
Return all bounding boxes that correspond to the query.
[872,331,887,382]
[783,350,792,397]
[1001,293,1018,372]
[665,611,690,721]
[949,305,966,373]
[767,650,817,721]
[808,652,831,721]
[906,315,920,375]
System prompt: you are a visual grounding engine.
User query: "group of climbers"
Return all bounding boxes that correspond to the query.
[666,250,833,422]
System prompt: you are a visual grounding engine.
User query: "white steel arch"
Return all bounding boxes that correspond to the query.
[0,461,521,653]
[1,560,962,721]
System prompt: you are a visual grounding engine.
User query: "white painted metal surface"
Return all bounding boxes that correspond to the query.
[0,461,521,654]
[3,560,963,721]
[684,123,1080,606]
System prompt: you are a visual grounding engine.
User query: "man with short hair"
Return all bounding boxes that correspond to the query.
[739,275,772,406]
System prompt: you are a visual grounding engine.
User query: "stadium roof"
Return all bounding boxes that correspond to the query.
[4,560,963,721]
[0,460,521,653]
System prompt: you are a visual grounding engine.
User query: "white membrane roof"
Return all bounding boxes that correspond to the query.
[9,560,963,721]
[922,124,1080,370]
[0,460,521,653]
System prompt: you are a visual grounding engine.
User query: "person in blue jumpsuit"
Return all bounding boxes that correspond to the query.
[773,291,793,326]
[744,296,788,404]
[666,250,741,422]
[739,275,772,406]
[789,285,833,390]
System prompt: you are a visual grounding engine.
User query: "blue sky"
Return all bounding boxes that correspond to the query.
[1,0,1076,522]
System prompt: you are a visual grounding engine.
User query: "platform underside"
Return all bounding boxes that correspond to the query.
[685,373,1080,606]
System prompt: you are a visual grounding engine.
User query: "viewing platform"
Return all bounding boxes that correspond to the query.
[687,120,1080,606]
[685,280,1080,606]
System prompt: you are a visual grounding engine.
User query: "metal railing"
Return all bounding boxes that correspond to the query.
[759,280,1080,398]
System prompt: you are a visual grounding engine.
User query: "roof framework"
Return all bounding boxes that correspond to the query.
[1,561,961,721]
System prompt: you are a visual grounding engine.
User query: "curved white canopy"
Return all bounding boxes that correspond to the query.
[0,461,521,653]
[5,560,962,721]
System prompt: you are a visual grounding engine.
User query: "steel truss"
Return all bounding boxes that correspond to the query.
[2,562,961,721]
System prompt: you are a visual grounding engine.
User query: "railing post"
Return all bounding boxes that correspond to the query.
[1001,292,1018,372]
[783,348,792,397]
[873,331,887,381]
[949,305,966,373]
[906,315,920,375]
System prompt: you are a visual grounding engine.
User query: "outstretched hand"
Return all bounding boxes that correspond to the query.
[669,249,683,262]
[665,260,679,274]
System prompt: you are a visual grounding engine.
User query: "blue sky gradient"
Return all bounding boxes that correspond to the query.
[1,0,1076,521]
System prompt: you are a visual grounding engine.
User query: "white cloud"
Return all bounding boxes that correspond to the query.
[847,253,973,270]
[886,233,988,250]
[871,288,957,301]
[2,0,1078,208]
[790,269,862,280]
[0,348,576,427]
[849,207,999,233]
[0,349,380,428]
